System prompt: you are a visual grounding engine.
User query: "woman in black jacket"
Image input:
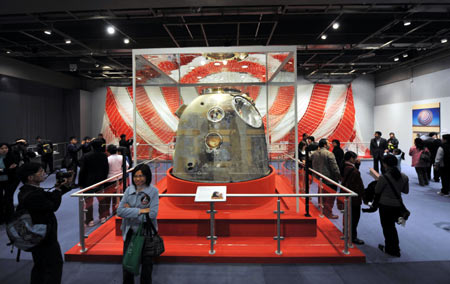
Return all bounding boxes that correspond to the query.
[375,154,409,257]
[332,139,344,174]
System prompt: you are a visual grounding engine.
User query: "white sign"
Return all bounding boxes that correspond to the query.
[194,186,227,202]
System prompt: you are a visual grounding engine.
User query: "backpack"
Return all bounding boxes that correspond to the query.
[6,191,48,254]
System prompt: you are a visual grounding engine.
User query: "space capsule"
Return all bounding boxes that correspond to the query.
[172,87,270,183]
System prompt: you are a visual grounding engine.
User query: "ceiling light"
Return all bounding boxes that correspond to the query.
[403,53,408,58]
[65,39,71,44]
[403,21,411,26]
[95,64,100,68]
[394,57,399,61]
[332,22,340,30]
[321,34,327,40]
[362,72,367,75]
[107,26,115,35]
[241,65,248,69]
[6,50,11,54]
[349,69,356,74]
[123,38,130,44]
[441,38,448,44]
[102,65,111,70]
[44,30,52,35]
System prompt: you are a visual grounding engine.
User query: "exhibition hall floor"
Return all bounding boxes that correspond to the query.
[1,161,449,283]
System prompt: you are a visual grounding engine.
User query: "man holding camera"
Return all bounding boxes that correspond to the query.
[36,136,54,174]
[16,163,72,284]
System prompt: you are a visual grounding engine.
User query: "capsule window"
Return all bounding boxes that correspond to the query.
[207,107,225,123]
[205,132,222,149]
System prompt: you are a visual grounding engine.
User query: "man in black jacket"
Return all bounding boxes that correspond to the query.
[79,139,109,227]
[16,163,71,284]
[36,136,54,174]
[66,137,81,188]
[119,134,133,167]
[370,131,388,174]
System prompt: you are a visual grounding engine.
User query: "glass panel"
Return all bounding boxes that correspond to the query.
[268,52,295,82]
[135,55,177,85]
[142,54,180,82]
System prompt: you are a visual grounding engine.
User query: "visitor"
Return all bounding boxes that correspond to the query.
[409,138,430,186]
[79,139,109,227]
[387,132,399,153]
[435,134,450,196]
[424,132,441,182]
[341,151,365,245]
[370,131,388,174]
[375,155,409,257]
[66,136,82,188]
[0,142,18,223]
[97,133,107,152]
[81,136,92,155]
[119,134,134,167]
[36,136,54,174]
[311,138,341,219]
[332,139,344,174]
[117,164,159,284]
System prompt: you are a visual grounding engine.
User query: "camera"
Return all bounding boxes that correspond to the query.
[56,170,73,183]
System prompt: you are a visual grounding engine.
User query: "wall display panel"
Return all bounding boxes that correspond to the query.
[412,102,441,143]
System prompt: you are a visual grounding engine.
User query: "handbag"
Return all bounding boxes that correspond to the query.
[122,223,146,275]
[384,176,411,221]
[142,214,165,257]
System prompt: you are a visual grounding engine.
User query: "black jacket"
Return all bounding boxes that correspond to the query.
[332,146,344,174]
[78,151,109,188]
[16,184,64,242]
[119,138,133,156]
[67,143,81,163]
[370,138,388,159]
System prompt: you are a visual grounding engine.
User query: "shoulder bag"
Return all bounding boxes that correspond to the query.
[384,176,411,221]
[142,214,165,257]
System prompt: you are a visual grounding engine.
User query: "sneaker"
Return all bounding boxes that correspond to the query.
[87,221,95,227]
[327,214,339,219]
[100,217,107,224]
[352,238,365,245]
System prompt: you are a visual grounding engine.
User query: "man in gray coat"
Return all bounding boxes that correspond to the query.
[311,138,341,219]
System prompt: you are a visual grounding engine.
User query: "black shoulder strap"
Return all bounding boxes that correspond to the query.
[145,213,158,235]
[384,175,404,204]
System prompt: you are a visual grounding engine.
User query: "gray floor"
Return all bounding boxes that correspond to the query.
[1,160,450,283]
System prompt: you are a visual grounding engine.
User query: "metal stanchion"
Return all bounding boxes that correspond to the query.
[78,197,87,253]
[304,163,311,217]
[319,178,324,218]
[342,197,350,255]
[273,198,285,255]
[207,202,217,255]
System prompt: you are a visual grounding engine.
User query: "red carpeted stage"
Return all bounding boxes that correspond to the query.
[65,168,365,263]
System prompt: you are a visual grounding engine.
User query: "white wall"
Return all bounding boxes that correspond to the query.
[80,90,92,139]
[375,67,450,164]
[352,74,375,142]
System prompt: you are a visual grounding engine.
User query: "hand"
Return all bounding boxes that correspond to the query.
[9,163,17,169]
[81,140,85,145]
[139,208,150,214]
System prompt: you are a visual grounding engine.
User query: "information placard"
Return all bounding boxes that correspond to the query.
[194,186,227,202]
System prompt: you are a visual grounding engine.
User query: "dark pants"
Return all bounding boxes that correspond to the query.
[352,203,361,240]
[440,167,449,195]
[0,180,17,223]
[373,156,385,174]
[433,166,440,182]
[379,204,401,255]
[415,167,429,186]
[41,154,54,173]
[68,161,78,187]
[322,184,337,217]
[31,240,63,284]
[123,229,153,284]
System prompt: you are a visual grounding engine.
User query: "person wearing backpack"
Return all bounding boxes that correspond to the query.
[435,134,450,196]
[409,138,430,186]
[375,155,409,257]
[36,136,54,174]
[15,163,71,284]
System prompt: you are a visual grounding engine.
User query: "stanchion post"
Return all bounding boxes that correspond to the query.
[78,197,87,253]
[304,159,311,217]
[273,198,285,255]
[207,202,217,255]
[347,197,353,249]
[342,197,350,255]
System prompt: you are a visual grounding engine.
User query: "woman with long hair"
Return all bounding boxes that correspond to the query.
[117,164,159,284]
[375,154,409,257]
[409,138,430,186]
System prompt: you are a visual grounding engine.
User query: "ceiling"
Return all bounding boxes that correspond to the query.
[1,1,450,84]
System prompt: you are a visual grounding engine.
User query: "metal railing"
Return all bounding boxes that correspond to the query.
[71,155,358,256]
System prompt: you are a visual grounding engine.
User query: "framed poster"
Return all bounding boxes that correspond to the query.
[412,102,440,143]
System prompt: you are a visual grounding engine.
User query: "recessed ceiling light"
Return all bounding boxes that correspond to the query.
[214,62,221,66]
[102,65,112,70]
[394,57,399,61]
[332,22,340,30]
[441,38,448,44]
[95,64,100,68]
[107,26,115,35]
[44,30,52,35]
[123,38,130,44]
[6,50,11,54]
[403,21,411,26]
[403,53,408,58]
[65,39,71,44]
[242,65,248,69]
[362,72,367,75]
[321,34,327,40]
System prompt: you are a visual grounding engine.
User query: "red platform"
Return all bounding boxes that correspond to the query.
[65,169,365,263]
